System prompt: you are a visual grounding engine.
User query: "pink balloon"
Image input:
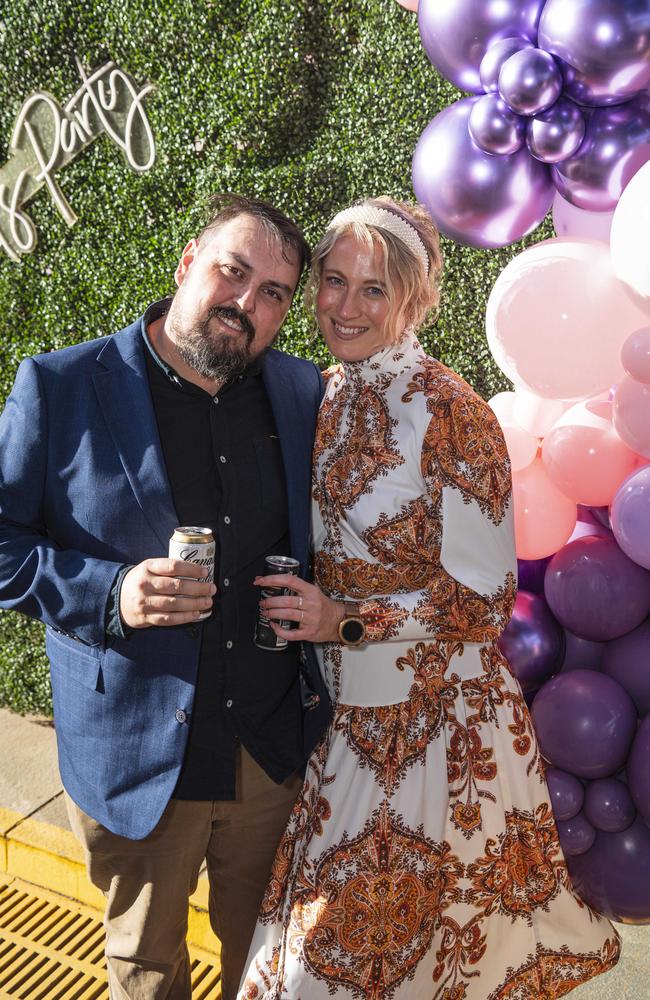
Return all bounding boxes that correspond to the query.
[613,375,650,458]
[513,389,569,438]
[486,238,650,401]
[488,391,517,425]
[611,160,650,309]
[552,192,614,242]
[502,423,538,471]
[542,397,638,506]
[512,457,577,560]
[621,328,650,385]
[396,0,419,8]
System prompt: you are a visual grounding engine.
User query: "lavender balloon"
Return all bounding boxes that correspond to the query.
[584,777,636,834]
[412,98,555,249]
[602,620,650,717]
[479,37,533,93]
[498,591,564,692]
[557,812,596,856]
[611,465,650,571]
[418,0,545,93]
[567,818,650,923]
[469,94,526,155]
[532,670,637,779]
[498,48,563,116]
[552,97,650,212]
[546,767,585,822]
[527,98,586,164]
[628,715,650,827]
[544,536,650,641]
[539,0,650,107]
[561,629,604,672]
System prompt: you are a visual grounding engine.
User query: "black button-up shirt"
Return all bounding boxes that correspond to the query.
[141,300,303,799]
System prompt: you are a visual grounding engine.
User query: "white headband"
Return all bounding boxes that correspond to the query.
[328,205,430,275]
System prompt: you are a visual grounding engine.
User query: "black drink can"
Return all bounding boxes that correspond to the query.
[254,555,300,651]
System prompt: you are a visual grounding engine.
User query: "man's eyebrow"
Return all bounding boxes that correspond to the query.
[229,252,293,295]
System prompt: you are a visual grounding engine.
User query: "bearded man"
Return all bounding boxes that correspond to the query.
[0,194,330,1000]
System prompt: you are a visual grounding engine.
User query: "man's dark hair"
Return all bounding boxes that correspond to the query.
[198,193,311,277]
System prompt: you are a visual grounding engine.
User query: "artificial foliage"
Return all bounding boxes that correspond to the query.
[0,0,552,714]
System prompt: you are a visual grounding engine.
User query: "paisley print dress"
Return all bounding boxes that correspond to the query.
[238,332,620,1000]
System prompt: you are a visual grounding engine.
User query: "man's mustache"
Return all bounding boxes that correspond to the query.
[206,305,256,343]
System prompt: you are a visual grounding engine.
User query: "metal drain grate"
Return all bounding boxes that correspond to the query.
[0,879,221,999]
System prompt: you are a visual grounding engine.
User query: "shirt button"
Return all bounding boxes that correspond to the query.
[224,578,230,587]
[226,640,233,649]
[213,396,219,405]
[224,515,231,524]
[175,709,187,724]
[220,455,226,463]
[225,699,233,708]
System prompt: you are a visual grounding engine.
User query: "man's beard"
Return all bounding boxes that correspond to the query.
[173,305,258,383]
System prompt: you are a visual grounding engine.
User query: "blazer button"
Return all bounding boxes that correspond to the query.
[175,709,187,724]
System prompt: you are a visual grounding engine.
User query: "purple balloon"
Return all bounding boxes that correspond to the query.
[498,591,565,692]
[498,48,563,116]
[517,556,551,595]
[611,465,650,571]
[557,811,596,855]
[479,37,533,93]
[567,519,611,544]
[544,536,650,641]
[412,98,555,249]
[584,777,636,833]
[561,629,605,672]
[418,0,545,93]
[567,818,650,923]
[539,0,650,107]
[552,96,650,212]
[468,94,526,155]
[602,620,650,717]
[532,670,638,779]
[579,504,611,530]
[546,766,585,821]
[628,714,650,826]
[527,97,587,164]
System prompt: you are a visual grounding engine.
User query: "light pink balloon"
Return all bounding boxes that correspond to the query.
[502,423,539,471]
[396,0,419,8]
[610,160,650,309]
[542,397,638,506]
[513,388,569,438]
[486,238,650,401]
[613,375,650,459]
[552,192,613,242]
[488,391,517,425]
[512,456,577,560]
[621,328,650,384]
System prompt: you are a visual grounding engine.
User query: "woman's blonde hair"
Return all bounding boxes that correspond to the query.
[305,196,444,343]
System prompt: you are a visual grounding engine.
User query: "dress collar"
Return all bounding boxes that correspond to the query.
[340,328,424,389]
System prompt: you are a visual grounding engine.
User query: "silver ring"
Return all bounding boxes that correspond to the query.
[298,596,303,609]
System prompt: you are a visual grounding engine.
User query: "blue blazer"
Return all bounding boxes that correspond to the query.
[0,318,331,838]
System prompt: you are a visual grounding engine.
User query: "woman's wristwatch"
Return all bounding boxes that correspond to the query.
[337,602,366,646]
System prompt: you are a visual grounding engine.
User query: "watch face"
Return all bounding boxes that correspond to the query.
[341,617,365,644]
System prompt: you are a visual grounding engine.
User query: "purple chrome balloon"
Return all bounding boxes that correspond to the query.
[552,96,650,212]
[517,556,551,595]
[544,536,650,641]
[584,777,636,833]
[561,629,605,672]
[498,591,565,692]
[532,670,638,779]
[567,818,650,923]
[527,97,587,164]
[611,465,650,571]
[412,98,555,249]
[557,812,596,855]
[546,766,585,821]
[602,620,650,717]
[469,94,527,155]
[498,48,563,116]
[539,0,650,107]
[628,714,650,827]
[418,0,545,94]
[479,37,533,93]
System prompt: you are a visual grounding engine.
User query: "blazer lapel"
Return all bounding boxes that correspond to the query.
[92,323,177,551]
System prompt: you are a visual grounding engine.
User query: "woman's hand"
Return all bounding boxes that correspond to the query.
[254,574,344,643]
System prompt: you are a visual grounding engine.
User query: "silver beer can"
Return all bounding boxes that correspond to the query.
[169,527,216,621]
[254,555,300,651]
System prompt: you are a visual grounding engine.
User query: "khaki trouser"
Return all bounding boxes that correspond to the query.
[65,748,302,1000]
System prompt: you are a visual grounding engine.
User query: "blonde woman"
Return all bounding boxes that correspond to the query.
[239,197,620,998]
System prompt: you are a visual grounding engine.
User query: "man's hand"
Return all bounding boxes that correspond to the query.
[120,558,216,629]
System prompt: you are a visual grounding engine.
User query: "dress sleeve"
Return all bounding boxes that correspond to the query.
[357,388,517,644]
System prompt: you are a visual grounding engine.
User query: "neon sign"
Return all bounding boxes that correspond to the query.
[0,58,156,262]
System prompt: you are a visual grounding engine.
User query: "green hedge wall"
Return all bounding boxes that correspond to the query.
[0,0,552,715]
